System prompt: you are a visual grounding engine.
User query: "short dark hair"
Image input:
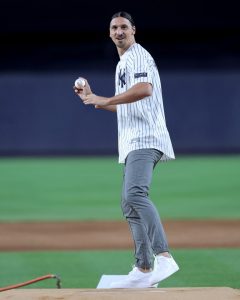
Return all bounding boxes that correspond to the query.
[111,11,135,27]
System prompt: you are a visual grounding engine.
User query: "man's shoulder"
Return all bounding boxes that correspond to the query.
[129,43,153,60]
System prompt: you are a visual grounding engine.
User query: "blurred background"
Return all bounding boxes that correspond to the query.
[0,0,239,156]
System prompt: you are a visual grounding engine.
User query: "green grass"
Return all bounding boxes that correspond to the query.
[0,249,239,289]
[0,155,239,221]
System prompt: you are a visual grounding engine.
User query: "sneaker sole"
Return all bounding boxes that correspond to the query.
[150,266,179,285]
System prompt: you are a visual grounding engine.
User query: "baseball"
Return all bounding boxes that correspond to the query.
[75,77,86,89]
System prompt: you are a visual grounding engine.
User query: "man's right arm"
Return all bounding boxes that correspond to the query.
[74,78,117,112]
[95,104,117,112]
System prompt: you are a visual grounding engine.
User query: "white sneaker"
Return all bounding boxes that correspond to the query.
[149,255,179,285]
[110,267,155,288]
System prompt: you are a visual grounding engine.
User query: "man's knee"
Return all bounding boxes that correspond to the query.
[125,188,148,207]
[121,190,142,217]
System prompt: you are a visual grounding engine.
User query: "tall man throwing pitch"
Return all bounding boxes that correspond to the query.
[74,11,179,288]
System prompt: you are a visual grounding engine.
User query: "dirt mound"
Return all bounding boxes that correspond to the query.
[1,287,240,300]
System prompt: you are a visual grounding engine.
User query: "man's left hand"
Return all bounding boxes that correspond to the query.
[82,94,109,107]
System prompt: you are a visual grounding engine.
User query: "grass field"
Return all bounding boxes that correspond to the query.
[0,249,240,289]
[0,155,239,289]
[0,155,239,221]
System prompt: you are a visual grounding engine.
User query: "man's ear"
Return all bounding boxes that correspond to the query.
[132,26,136,35]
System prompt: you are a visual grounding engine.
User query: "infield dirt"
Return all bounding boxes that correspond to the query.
[0,219,239,251]
[1,287,240,300]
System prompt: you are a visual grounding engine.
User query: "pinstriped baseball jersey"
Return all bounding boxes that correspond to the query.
[115,43,175,163]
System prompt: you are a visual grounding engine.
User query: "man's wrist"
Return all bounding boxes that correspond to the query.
[107,97,115,106]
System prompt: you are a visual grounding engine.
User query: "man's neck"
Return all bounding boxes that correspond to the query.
[118,41,136,57]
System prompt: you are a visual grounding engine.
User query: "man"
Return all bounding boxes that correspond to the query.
[74,11,179,288]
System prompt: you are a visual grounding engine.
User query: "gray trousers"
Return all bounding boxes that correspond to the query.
[121,148,169,269]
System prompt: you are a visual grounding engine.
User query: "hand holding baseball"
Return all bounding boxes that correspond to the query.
[73,77,92,100]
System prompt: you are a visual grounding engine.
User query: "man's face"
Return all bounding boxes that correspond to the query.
[109,17,136,51]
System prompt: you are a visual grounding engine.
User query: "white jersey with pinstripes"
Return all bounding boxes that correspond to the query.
[115,43,175,164]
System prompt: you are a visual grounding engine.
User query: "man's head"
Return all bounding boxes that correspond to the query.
[110,11,136,55]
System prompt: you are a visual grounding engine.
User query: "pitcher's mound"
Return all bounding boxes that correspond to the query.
[1,287,239,300]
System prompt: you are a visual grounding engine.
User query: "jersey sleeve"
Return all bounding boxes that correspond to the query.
[128,55,154,87]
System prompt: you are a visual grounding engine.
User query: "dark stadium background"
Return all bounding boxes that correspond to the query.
[0,0,239,155]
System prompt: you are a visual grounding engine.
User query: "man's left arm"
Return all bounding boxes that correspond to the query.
[81,82,152,107]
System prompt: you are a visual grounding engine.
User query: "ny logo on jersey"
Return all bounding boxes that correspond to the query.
[118,68,126,88]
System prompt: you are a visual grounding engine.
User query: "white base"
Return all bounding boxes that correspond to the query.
[96,275,128,289]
